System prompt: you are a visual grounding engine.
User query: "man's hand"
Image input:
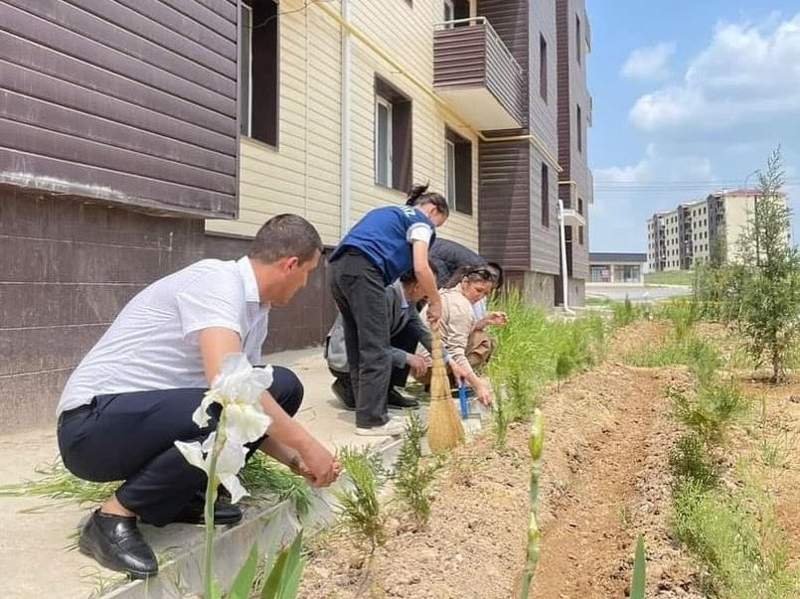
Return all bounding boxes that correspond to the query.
[289,454,340,485]
[448,360,468,385]
[407,353,429,379]
[427,300,442,326]
[297,439,340,487]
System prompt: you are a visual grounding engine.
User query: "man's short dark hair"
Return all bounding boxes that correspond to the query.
[248,214,323,265]
[399,261,439,284]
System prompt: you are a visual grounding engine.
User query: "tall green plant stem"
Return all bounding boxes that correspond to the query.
[520,409,544,599]
[203,414,227,599]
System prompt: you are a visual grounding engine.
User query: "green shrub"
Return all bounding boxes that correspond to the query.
[335,446,387,552]
[668,434,719,490]
[393,411,441,526]
[669,379,749,446]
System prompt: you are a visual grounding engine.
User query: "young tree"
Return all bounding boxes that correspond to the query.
[729,147,800,382]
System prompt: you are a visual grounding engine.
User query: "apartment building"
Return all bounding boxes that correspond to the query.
[1,0,592,429]
[647,189,787,272]
[556,0,593,306]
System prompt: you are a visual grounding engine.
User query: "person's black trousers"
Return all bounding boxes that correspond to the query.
[329,312,421,404]
[330,250,391,428]
[57,366,303,527]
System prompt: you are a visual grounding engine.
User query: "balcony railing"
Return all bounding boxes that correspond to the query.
[433,17,525,130]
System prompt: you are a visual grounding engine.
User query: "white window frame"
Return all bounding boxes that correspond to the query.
[445,138,456,210]
[443,0,455,27]
[240,3,253,137]
[375,95,393,188]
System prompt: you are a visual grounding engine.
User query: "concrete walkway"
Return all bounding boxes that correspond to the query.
[0,346,401,599]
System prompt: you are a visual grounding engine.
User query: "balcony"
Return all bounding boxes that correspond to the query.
[433,17,525,130]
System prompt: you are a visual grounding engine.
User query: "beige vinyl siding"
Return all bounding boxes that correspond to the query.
[207,0,342,245]
[349,1,479,249]
[208,0,479,252]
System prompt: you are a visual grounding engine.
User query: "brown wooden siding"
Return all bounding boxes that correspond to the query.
[556,0,572,197]
[0,0,239,218]
[477,0,529,126]
[433,23,525,127]
[556,0,591,281]
[478,140,530,270]
[1,188,336,431]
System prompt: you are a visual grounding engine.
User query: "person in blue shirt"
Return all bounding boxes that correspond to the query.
[329,184,448,436]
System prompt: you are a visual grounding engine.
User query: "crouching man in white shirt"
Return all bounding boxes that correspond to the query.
[56,214,340,579]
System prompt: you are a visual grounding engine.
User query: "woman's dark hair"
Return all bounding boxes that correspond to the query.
[405,183,450,218]
[444,264,496,289]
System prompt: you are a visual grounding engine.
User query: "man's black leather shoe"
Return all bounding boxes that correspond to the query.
[79,510,158,579]
[172,496,242,526]
[388,387,419,409]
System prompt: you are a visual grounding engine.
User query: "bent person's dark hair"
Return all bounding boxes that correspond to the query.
[399,261,439,284]
[405,183,450,218]
[248,214,323,265]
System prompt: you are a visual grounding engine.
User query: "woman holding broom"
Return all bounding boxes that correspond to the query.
[329,184,448,436]
[421,266,507,406]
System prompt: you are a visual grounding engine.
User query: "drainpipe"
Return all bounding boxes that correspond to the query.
[558,199,575,315]
[339,0,352,236]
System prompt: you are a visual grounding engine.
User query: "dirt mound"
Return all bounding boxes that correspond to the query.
[299,363,701,598]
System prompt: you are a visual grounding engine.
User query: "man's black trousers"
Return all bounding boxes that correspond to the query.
[57,366,302,526]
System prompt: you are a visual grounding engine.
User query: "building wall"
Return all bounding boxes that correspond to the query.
[1,188,337,431]
[208,0,480,250]
[0,0,239,218]
[722,194,756,262]
[529,0,561,277]
[556,0,592,280]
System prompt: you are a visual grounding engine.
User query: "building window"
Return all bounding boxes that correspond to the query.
[539,34,547,102]
[575,14,581,65]
[375,95,392,187]
[444,127,472,214]
[579,225,584,245]
[576,105,582,153]
[374,77,412,191]
[240,0,280,146]
[578,197,583,215]
[541,162,549,228]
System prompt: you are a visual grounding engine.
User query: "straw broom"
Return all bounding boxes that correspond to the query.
[426,328,464,452]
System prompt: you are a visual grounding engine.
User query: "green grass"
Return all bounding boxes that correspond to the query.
[0,453,313,515]
[487,290,609,430]
[645,269,695,286]
[673,478,800,598]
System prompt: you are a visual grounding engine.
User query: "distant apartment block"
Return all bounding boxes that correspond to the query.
[647,189,789,271]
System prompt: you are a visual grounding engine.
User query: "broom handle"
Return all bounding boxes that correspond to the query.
[431,328,445,370]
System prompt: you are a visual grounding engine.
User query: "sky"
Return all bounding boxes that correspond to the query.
[585,1,800,252]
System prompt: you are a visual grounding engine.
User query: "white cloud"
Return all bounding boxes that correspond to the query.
[630,13,800,135]
[594,144,713,184]
[621,42,676,81]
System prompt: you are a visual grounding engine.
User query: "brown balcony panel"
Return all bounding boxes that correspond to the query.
[434,22,525,130]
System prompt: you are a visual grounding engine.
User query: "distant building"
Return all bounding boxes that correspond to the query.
[589,253,646,284]
[646,189,789,272]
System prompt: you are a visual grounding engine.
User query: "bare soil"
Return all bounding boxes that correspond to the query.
[298,321,800,598]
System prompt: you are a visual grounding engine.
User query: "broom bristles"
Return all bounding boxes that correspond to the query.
[427,328,464,452]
